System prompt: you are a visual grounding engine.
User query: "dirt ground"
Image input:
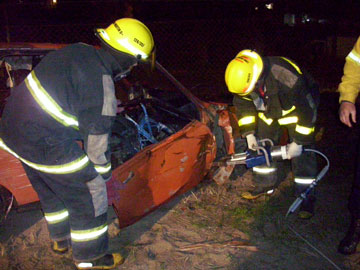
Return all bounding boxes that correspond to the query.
[1,91,360,270]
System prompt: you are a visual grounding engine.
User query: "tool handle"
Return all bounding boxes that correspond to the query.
[286,197,303,217]
[285,148,330,218]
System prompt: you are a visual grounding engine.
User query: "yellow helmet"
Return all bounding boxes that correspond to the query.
[95,18,155,62]
[225,50,263,96]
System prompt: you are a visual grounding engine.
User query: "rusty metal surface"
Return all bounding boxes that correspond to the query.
[211,165,235,186]
[0,150,39,205]
[0,42,67,51]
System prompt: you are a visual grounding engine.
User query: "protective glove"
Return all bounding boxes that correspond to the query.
[286,142,303,159]
[246,134,258,151]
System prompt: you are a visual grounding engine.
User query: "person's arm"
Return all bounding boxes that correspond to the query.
[291,78,318,145]
[233,95,259,150]
[338,36,360,127]
[233,95,257,136]
[77,72,117,181]
[275,61,318,145]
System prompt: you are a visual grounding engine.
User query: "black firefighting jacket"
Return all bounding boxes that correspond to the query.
[0,43,123,179]
[233,56,319,145]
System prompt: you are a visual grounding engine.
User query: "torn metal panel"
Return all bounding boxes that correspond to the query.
[110,121,216,228]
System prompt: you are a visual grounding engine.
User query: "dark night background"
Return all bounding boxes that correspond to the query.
[1,2,360,269]
[1,0,360,97]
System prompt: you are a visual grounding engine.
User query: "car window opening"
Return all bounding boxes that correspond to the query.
[110,65,200,168]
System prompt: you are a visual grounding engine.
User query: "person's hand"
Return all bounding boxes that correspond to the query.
[286,142,303,159]
[339,102,356,127]
[246,134,258,150]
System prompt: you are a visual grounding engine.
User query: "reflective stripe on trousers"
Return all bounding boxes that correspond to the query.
[253,120,317,191]
[21,162,109,261]
[252,164,279,188]
[292,150,318,195]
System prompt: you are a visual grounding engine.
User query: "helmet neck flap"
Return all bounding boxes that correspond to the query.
[98,39,138,81]
[253,57,269,96]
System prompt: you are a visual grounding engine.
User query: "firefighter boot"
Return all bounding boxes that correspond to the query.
[338,217,360,255]
[52,239,70,254]
[298,195,316,219]
[241,166,278,200]
[75,253,124,269]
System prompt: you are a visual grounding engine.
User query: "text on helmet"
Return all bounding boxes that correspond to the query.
[114,23,123,35]
[134,38,145,47]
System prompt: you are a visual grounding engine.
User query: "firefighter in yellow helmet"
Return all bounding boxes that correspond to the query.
[0,18,154,269]
[338,36,360,255]
[95,17,156,74]
[225,50,320,219]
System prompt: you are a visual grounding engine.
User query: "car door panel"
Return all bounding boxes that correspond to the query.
[109,120,216,228]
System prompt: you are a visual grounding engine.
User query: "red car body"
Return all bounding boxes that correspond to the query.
[0,43,238,228]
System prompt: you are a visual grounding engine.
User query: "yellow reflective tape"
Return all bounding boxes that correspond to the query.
[71,224,108,242]
[241,96,252,101]
[94,163,111,174]
[258,112,273,125]
[253,166,277,174]
[294,177,315,184]
[25,71,79,130]
[282,106,296,116]
[77,262,94,269]
[118,38,149,59]
[278,116,298,125]
[44,209,69,224]
[348,50,360,66]
[0,138,90,174]
[238,116,256,126]
[281,57,302,74]
[295,124,315,135]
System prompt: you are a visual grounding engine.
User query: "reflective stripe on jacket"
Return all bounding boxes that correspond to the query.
[0,137,90,174]
[233,56,318,144]
[338,36,360,103]
[0,43,117,177]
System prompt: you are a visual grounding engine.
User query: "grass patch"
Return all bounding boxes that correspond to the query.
[192,221,210,229]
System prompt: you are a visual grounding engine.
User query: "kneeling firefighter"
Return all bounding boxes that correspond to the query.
[0,18,155,269]
[225,50,320,219]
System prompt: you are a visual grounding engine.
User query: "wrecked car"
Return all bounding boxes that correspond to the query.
[0,43,240,228]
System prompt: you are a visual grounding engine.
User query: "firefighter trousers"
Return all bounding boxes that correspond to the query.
[253,120,318,195]
[21,162,109,261]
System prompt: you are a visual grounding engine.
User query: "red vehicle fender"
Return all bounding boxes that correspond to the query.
[107,121,216,228]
